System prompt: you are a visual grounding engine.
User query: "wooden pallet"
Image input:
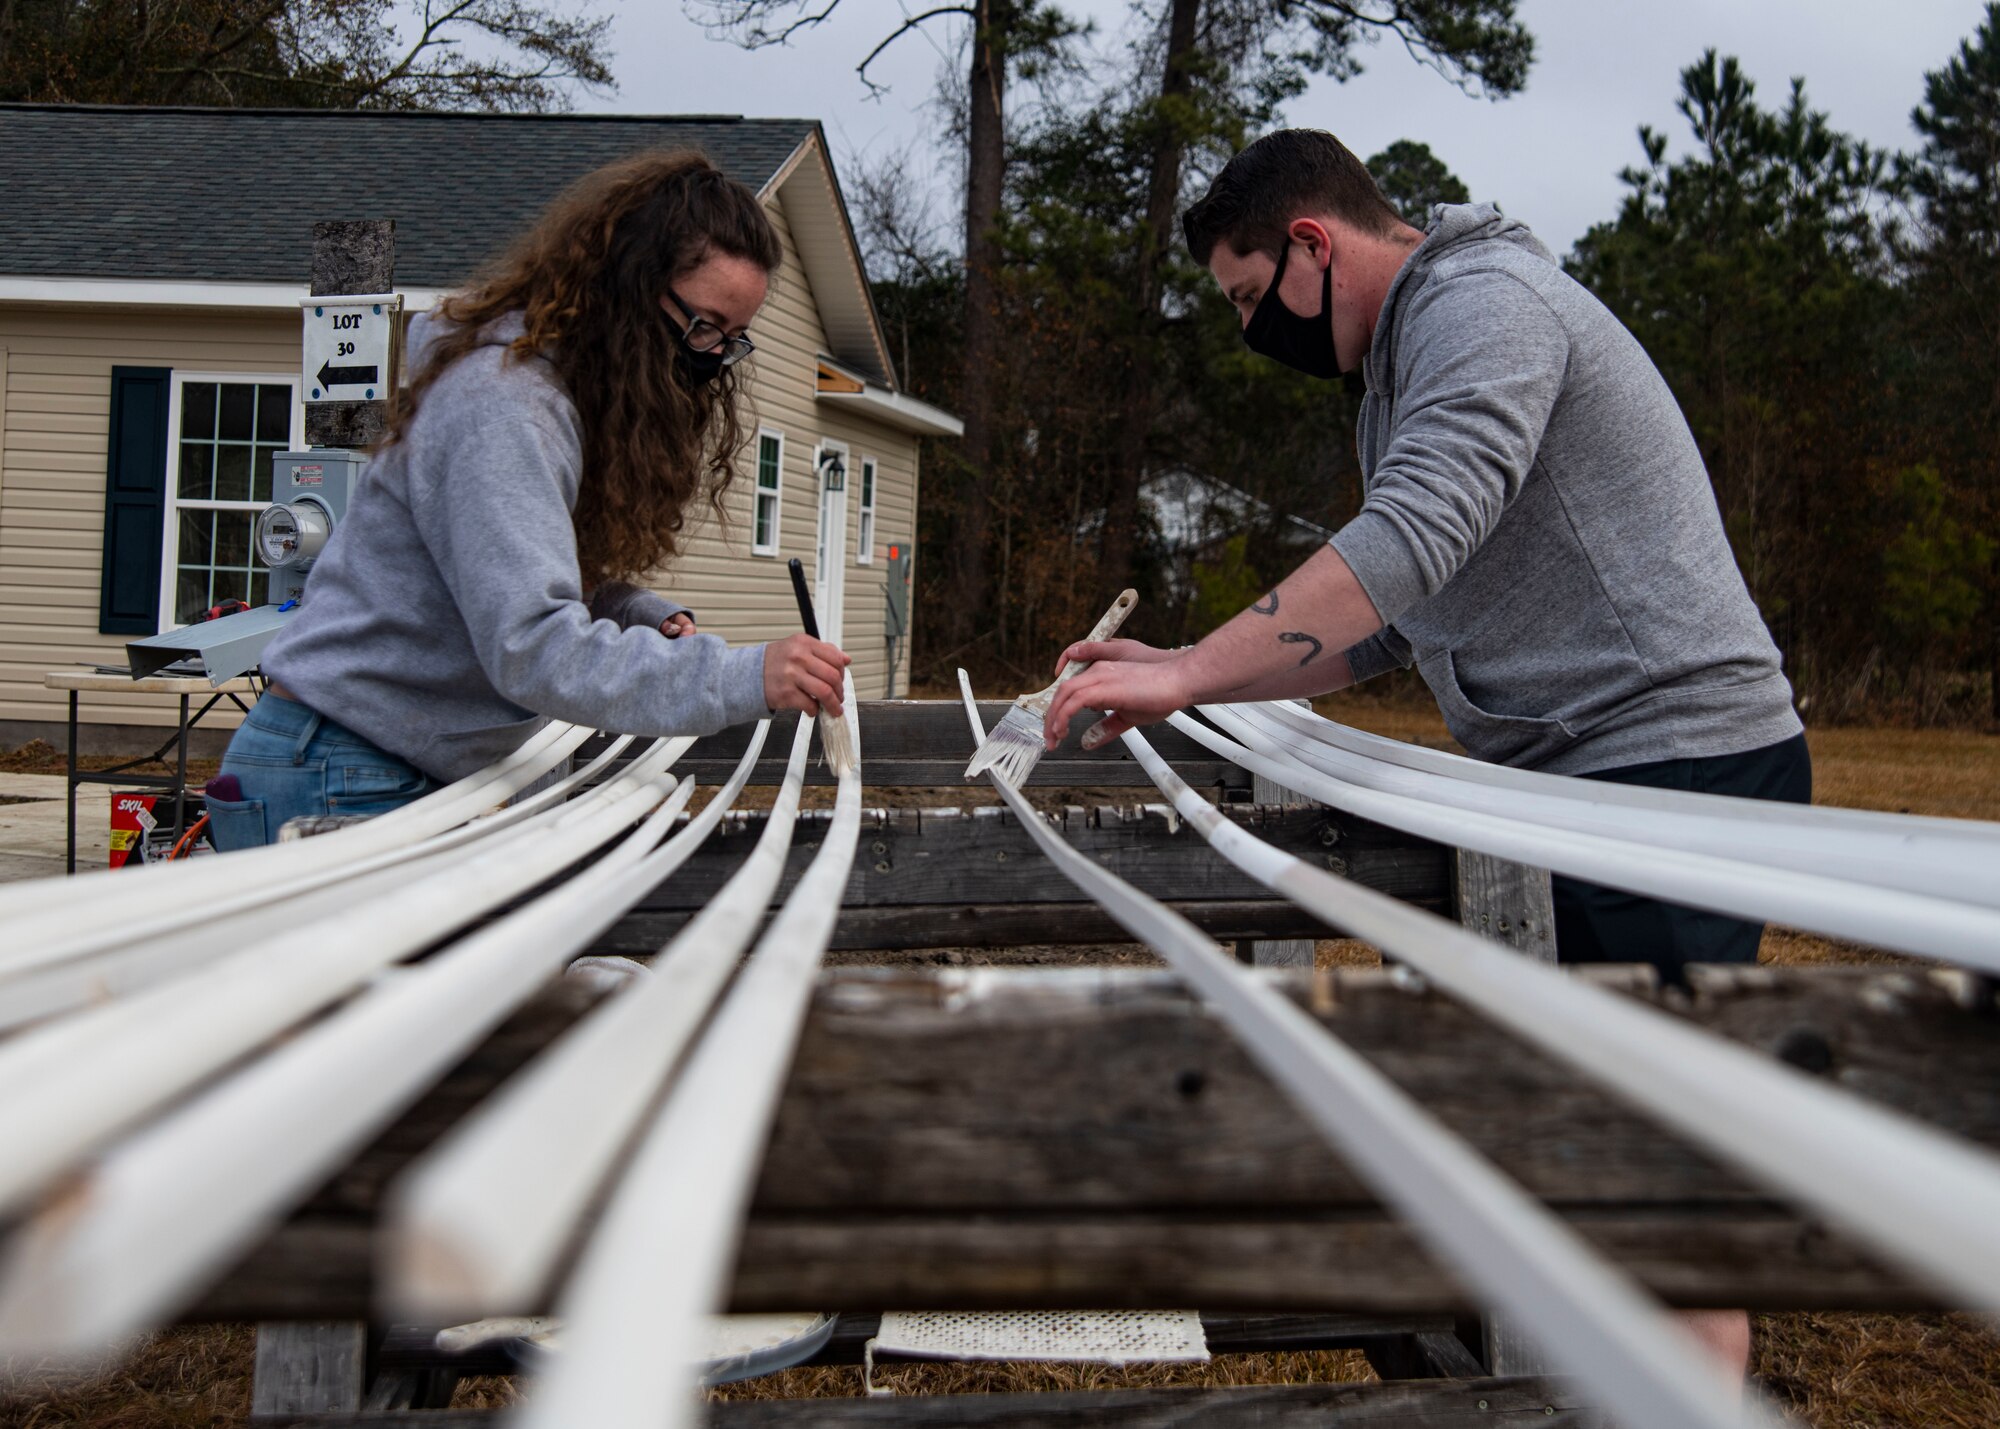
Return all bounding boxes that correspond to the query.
[117,703,1995,1422]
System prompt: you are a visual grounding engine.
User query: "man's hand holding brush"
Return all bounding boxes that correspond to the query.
[1043,545,1382,749]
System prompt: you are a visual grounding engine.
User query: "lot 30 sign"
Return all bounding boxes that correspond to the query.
[301,294,402,402]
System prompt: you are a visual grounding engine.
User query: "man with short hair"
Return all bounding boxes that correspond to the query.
[1046,124,1802,1379]
[1048,125,1808,968]
[1045,122,1801,1381]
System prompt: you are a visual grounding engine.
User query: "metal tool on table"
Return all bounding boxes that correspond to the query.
[786,557,858,778]
[963,588,1138,790]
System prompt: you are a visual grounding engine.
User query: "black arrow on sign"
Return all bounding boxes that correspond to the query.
[316,359,379,390]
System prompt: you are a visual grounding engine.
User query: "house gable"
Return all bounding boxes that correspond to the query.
[765,136,896,390]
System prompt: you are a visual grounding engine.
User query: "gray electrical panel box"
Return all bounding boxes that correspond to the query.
[126,446,366,683]
[885,542,915,638]
[258,449,366,605]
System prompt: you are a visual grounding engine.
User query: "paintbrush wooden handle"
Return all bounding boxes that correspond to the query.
[1053,589,1138,687]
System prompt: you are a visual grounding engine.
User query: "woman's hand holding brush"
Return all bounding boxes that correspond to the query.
[763,633,850,717]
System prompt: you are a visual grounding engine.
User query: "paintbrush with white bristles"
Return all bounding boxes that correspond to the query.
[787,557,858,778]
[964,588,1137,790]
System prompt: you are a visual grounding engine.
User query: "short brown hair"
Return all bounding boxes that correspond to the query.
[1183,129,1404,265]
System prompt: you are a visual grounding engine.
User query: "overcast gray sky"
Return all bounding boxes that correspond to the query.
[583,0,1990,258]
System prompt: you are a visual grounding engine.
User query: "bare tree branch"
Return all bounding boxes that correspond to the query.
[687,0,845,49]
[854,5,977,97]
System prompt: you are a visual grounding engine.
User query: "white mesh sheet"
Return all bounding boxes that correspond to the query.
[870,1310,1209,1366]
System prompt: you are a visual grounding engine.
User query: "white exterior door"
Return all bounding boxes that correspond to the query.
[813,441,848,647]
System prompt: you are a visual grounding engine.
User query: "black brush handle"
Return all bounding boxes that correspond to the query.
[787,557,822,640]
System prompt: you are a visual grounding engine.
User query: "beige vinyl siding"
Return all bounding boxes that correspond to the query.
[0,345,9,510]
[0,305,298,730]
[657,186,919,698]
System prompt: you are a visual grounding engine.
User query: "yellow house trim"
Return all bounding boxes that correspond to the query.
[815,359,865,395]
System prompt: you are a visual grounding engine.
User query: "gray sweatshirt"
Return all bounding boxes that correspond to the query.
[263,312,770,781]
[1331,204,1801,774]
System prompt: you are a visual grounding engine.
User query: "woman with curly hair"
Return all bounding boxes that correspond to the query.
[205,150,848,849]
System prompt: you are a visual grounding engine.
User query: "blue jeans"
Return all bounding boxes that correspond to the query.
[207,694,437,851]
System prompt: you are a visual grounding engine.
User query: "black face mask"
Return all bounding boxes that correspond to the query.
[1242,241,1341,380]
[673,339,727,386]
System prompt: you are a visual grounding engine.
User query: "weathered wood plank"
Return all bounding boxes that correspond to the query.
[190,1202,1929,1323]
[1450,851,1556,961]
[260,1377,1600,1427]
[723,1210,1914,1314]
[588,702,1253,789]
[619,805,1447,915]
[1362,1329,1488,1381]
[297,966,2000,1219]
[1452,848,1559,1367]
[182,967,1998,1322]
[250,1321,366,1417]
[598,899,1339,955]
[359,1365,459,1411]
[1246,764,1316,968]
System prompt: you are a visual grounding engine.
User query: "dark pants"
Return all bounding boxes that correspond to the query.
[1552,733,1812,984]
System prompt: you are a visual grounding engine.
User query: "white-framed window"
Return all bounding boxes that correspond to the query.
[156,372,303,630]
[752,428,784,556]
[856,457,877,565]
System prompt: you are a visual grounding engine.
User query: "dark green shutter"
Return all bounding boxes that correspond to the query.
[98,366,172,635]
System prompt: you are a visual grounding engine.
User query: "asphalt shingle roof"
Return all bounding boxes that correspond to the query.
[0,105,820,287]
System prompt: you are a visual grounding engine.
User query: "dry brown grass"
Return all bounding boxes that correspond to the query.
[1753,1313,2000,1429]
[711,1349,1378,1404]
[0,1327,253,1428]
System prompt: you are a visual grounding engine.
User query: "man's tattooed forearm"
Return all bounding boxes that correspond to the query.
[1251,591,1279,616]
[1278,631,1323,667]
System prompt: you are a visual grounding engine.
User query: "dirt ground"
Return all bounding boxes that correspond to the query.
[1,702,1997,1427]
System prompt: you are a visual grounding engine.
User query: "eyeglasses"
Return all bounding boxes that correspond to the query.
[667,289,756,368]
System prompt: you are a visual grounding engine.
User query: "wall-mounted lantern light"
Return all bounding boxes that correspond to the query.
[818,449,847,493]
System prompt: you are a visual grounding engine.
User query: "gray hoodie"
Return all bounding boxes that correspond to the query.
[1331,204,1801,774]
[262,312,770,782]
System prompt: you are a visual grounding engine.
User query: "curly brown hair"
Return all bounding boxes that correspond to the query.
[385,149,783,585]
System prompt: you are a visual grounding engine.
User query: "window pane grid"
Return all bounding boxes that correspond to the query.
[753,432,782,553]
[166,378,294,626]
[857,458,877,564]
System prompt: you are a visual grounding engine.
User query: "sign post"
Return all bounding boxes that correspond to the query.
[302,219,397,448]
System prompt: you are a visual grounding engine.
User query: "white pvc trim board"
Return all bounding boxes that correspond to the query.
[0,743,722,1352]
[385,717,816,1322]
[520,680,863,1429]
[1122,718,2000,1317]
[1176,708,2000,973]
[953,675,1772,1429]
[1238,702,1999,903]
[0,739,688,1223]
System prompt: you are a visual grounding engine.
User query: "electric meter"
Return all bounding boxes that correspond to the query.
[125,447,365,683]
[254,500,333,570]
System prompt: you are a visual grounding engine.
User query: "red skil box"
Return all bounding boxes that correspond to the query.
[108,784,195,864]
[109,788,160,868]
